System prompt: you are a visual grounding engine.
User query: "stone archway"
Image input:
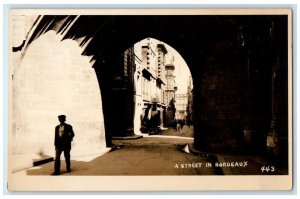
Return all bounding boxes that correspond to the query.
[11,14,289,171]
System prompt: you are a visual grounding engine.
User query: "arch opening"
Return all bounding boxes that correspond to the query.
[104,37,195,139]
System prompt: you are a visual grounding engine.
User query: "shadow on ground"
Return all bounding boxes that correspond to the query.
[26,142,219,176]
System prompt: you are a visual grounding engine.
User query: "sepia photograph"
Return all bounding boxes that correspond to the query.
[8,8,293,191]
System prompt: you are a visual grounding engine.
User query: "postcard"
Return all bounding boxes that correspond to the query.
[8,8,292,191]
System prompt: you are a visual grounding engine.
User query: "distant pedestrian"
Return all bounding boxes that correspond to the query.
[180,120,184,129]
[51,115,75,175]
[173,120,177,131]
[176,123,181,132]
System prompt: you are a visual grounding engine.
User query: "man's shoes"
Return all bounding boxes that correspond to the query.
[51,172,60,176]
[66,169,71,173]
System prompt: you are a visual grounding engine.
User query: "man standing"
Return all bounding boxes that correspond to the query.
[52,115,75,175]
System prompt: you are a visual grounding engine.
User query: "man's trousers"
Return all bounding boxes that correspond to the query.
[54,148,71,173]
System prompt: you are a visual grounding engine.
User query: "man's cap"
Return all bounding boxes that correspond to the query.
[58,115,66,119]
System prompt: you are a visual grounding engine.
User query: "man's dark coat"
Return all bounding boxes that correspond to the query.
[54,123,75,150]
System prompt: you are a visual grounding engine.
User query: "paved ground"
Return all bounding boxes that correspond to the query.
[11,127,287,177]
[21,136,221,176]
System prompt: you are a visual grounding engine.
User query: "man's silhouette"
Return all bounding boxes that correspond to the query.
[52,115,75,175]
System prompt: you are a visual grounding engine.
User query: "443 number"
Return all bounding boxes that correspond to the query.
[261,166,275,173]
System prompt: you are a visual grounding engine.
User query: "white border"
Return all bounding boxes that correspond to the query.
[1,0,299,197]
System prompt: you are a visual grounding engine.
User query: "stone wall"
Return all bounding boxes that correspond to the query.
[196,41,254,151]
[11,31,107,171]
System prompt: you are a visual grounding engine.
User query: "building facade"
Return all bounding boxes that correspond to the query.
[186,76,194,125]
[175,94,188,121]
[164,64,177,126]
[123,38,177,134]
